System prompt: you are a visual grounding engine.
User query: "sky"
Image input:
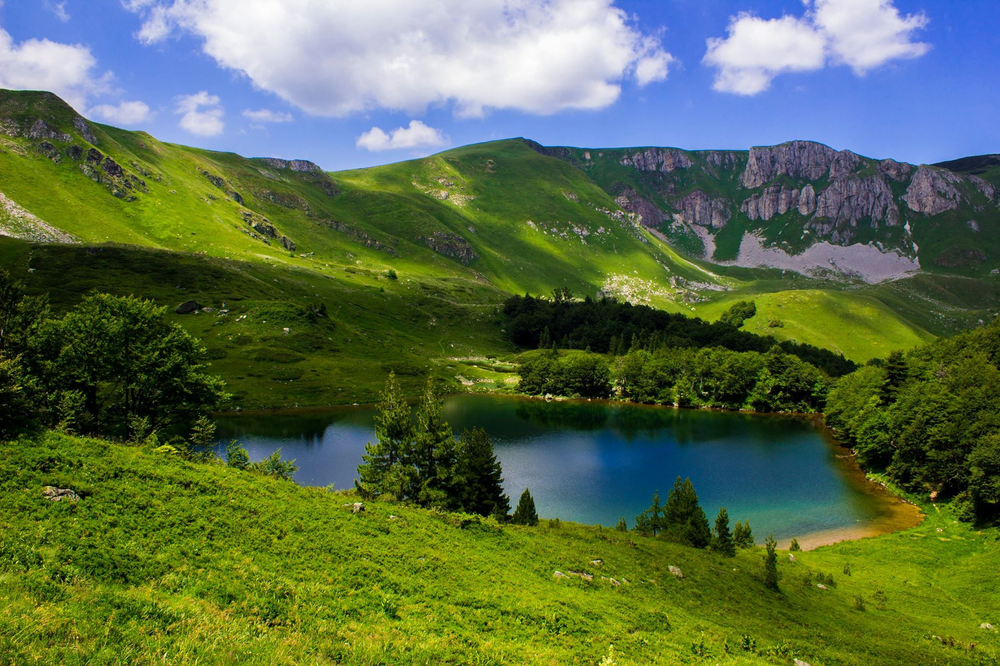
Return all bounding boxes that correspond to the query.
[0,0,997,171]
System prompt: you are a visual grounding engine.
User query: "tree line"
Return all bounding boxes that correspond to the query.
[518,345,829,413]
[826,319,1000,524]
[503,292,856,377]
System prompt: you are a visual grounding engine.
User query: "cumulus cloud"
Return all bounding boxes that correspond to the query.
[0,27,111,110]
[356,120,449,152]
[175,91,224,136]
[90,100,152,125]
[243,109,293,123]
[124,0,673,117]
[704,0,930,95]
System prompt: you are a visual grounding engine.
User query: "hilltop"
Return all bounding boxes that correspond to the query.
[1,89,999,405]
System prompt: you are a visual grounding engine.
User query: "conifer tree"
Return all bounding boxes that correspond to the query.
[733,520,755,549]
[615,516,628,532]
[412,379,459,508]
[538,326,551,349]
[763,534,779,590]
[357,373,414,499]
[881,350,908,403]
[713,507,736,557]
[789,538,801,552]
[663,477,712,548]
[512,488,539,526]
[458,427,510,518]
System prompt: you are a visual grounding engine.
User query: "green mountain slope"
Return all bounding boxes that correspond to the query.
[3,89,998,401]
[2,433,998,665]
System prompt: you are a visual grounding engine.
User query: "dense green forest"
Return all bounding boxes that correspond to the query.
[518,345,828,413]
[826,319,1000,523]
[503,293,857,377]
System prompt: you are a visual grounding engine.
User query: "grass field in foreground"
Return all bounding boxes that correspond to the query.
[1,432,998,665]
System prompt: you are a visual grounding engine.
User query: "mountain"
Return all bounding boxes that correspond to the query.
[529,140,1000,280]
[1,88,998,405]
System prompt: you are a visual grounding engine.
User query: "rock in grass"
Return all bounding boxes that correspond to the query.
[794,660,812,666]
[42,486,79,502]
[668,566,683,579]
[175,300,202,315]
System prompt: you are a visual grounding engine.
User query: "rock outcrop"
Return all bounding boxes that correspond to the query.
[742,141,860,188]
[741,185,817,221]
[620,148,692,173]
[615,189,665,227]
[813,175,900,228]
[256,157,323,173]
[903,166,962,215]
[421,231,479,265]
[674,190,730,229]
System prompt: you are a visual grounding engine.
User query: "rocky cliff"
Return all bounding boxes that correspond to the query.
[528,138,1000,278]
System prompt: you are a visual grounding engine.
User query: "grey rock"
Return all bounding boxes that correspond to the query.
[814,175,900,228]
[742,141,855,188]
[969,175,997,201]
[86,148,103,165]
[42,486,79,502]
[668,565,683,579]
[175,300,202,314]
[674,190,730,229]
[280,236,296,251]
[28,119,71,142]
[620,147,692,173]
[257,157,323,173]
[879,158,913,181]
[102,157,124,178]
[615,189,665,227]
[74,116,98,145]
[903,166,963,215]
[66,145,83,161]
[421,231,479,265]
[352,502,365,514]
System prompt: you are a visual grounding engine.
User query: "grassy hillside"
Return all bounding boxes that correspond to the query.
[1,432,998,664]
[3,88,997,404]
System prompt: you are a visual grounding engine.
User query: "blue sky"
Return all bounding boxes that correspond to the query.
[0,0,997,171]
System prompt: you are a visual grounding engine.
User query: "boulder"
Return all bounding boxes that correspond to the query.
[794,660,812,666]
[42,486,79,502]
[668,565,683,579]
[175,300,202,315]
[981,623,995,631]
[352,502,365,514]
[816,583,828,590]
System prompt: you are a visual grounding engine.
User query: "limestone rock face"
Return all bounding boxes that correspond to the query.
[257,157,323,173]
[615,189,665,227]
[878,158,913,181]
[741,186,816,221]
[742,141,858,188]
[969,175,997,201]
[814,175,900,228]
[620,148,692,173]
[903,166,963,215]
[674,190,730,229]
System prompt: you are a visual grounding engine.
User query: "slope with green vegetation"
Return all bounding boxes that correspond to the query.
[2,88,997,406]
[1,432,998,665]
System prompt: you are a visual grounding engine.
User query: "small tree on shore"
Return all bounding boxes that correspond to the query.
[458,427,510,518]
[512,488,539,526]
[713,507,736,557]
[357,373,414,500]
[663,477,712,548]
[733,520,755,549]
[762,534,779,590]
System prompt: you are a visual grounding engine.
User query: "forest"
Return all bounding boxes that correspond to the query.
[502,293,857,377]
[826,319,1000,523]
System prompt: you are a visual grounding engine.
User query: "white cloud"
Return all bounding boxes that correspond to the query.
[703,0,930,95]
[44,1,71,22]
[243,108,293,123]
[0,27,111,110]
[175,91,224,136]
[124,0,673,117]
[90,100,152,126]
[356,120,449,152]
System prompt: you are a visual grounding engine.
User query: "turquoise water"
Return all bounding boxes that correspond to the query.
[215,395,888,540]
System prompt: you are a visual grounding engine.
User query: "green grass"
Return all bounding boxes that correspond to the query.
[695,289,936,363]
[1,432,998,664]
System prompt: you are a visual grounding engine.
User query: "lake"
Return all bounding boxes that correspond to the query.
[215,395,919,546]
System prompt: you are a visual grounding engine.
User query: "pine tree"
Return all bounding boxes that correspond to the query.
[733,520,755,549]
[713,507,736,557]
[538,326,551,349]
[789,538,801,552]
[615,516,628,532]
[663,477,712,548]
[881,350,908,403]
[458,427,510,518]
[356,373,414,499]
[512,488,539,526]
[762,534,779,590]
[412,379,459,508]
[188,415,217,461]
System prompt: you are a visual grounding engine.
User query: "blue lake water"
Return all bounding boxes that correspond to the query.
[215,395,907,541]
